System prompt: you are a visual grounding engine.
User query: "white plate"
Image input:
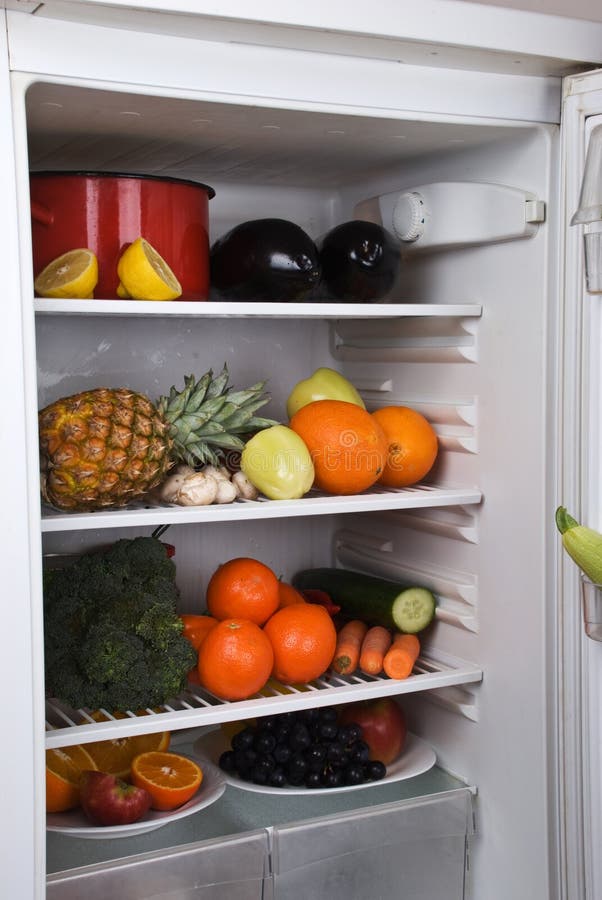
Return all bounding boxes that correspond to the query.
[193,729,436,796]
[46,750,226,839]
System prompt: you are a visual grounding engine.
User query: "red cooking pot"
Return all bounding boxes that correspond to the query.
[30,172,215,300]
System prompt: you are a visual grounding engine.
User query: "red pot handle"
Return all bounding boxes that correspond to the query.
[30,200,54,227]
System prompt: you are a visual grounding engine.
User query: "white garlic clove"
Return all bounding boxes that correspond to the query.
[232,470,260,500]
[203,464,232,483]
[214,479,239,504]
[175,473,219,506]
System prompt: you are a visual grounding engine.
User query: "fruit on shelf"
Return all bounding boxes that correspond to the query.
[38,364,277,512]
[218,709,388,789]
[197,618,275,701]
[117,236,182,301]
[131,750,203,811]
[210,218,321,302]
[46,745,98,813]
[83,730,171,782]
[263,602,337,684]
[315,220,401,302]
[338,697,407,765]
[34,248,98,299]
[289,399,387,495]
[206,557,280,626]
[79,770,152,826]
[286,367,366,419]
[240,424,315,500]
[277,581,307,608]
[372,405,439,488]
[556,506,602,584]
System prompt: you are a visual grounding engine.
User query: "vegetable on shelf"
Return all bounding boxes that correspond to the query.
[286,366,366,419]
[359,625,393,676]
[556,506,602,584]
[332,619,368,675]
[292,567,437,634]
[43,536,197,712]
[240,424,315,500]
[383,633,421,680]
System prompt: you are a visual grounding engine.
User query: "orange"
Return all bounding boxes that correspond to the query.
[206,557,280,625]
[289,399,387,495]
[277,581,307,608]
[263,603,337,684]
[84,731,171,781]
[180,614,219,683]
[46,745,98,813]
[197,618,274,700]
[372,406,439,488]
[131,750,203,811]
[180,614,219,649]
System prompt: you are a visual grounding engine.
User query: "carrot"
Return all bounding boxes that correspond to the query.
[331,619,368,675]
[383,633,421,680]
[359,625,392,676]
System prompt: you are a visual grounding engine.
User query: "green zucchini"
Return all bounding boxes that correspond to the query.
[556,506,602,584]
[292,567,436,634]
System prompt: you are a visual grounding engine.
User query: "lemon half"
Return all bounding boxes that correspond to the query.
[34,248,98,299]
[117,237,182,301]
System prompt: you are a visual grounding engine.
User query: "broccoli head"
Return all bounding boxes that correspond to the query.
[44,536,196,712]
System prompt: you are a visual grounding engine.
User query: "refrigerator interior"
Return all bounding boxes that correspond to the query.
[6,14,569,898]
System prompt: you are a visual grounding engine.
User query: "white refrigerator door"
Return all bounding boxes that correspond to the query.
[559,69,602,900]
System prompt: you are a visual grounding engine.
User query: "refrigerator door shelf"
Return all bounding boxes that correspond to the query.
[580,575,602,642]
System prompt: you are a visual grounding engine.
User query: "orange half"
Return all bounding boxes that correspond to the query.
[84,731,171,781]
[131,750,203,810]
[46,745,98,813]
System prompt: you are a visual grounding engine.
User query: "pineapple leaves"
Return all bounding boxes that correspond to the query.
[156,366,277,467]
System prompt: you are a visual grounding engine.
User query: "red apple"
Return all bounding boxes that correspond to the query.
[339,698,407,765]
[79,770,152,826]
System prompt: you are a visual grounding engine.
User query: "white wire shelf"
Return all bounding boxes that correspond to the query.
[45,649,483,749]
[34,299,482,319]
[40,484,483,532]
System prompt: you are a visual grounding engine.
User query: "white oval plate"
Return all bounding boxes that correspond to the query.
[193,729,436,796]
[46,751,226,839]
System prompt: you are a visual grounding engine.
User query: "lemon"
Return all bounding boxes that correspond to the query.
[117,237,182,301]
[34,248,98,299]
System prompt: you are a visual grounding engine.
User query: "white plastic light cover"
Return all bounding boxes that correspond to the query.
[571,123,602,293]
[571,123,602,226]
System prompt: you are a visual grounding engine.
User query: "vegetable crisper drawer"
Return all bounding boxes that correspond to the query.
[271,788,474,900]
[45,830,269,900]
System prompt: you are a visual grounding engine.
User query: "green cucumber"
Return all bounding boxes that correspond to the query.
[292,567,436,634]
[556,506,602,584]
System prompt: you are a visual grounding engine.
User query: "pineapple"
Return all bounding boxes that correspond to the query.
[38,365,277,512]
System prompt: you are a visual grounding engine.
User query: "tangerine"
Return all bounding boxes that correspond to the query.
[131,750,202,810]
[197,618,274,700]
[289,399,387,495]
[263,603,337,684]
[372,406,439,488]
[206,557,280,625]
[277,581,307,608]
[180,614,219,684]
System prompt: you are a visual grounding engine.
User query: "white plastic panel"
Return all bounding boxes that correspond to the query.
[13,0,602,76]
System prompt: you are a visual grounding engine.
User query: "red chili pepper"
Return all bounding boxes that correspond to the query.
[301,588,341,617]
[162,543,176,558]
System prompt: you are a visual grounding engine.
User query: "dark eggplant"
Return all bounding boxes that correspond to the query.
[316,220,401,302]
[210,218,321,302]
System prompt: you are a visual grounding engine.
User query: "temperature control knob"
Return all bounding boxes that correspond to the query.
[392,191,428,243]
